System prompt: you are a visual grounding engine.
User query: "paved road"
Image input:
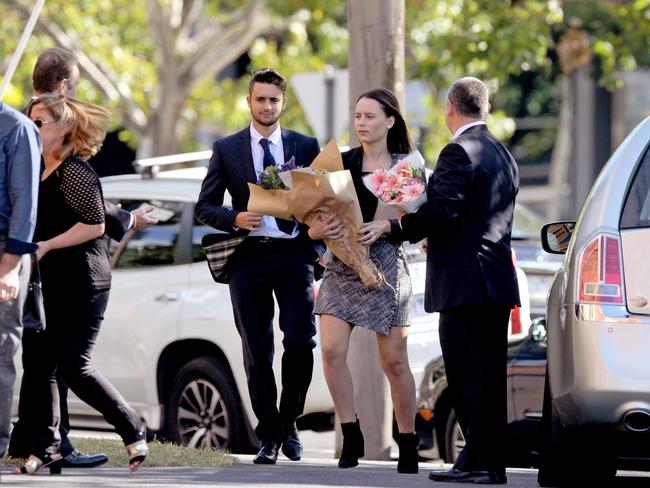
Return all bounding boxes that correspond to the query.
[3,456,650,487]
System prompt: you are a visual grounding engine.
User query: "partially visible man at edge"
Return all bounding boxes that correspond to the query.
[8,47,158,468]
[0,102,41,459]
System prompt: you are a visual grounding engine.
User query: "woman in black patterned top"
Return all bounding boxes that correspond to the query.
[14,95,147,475]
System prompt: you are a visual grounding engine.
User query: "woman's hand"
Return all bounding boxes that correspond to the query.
[357,220,390,246]
[35,241,50,261]
[308,212,346,240]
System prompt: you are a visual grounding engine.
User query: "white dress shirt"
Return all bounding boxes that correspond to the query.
[248,124,298,238]
[453,120,486,139]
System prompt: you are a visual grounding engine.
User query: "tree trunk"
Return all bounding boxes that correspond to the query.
[344,0,406,462]
[547,75,572,220]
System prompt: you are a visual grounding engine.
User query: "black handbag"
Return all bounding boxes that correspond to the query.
[201,233,246,284]
[23,254,46,331]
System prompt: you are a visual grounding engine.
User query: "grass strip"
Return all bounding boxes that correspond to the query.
[4,438,233,468]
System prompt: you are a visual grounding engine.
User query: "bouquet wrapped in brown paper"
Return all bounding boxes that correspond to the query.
[248,140,383,288]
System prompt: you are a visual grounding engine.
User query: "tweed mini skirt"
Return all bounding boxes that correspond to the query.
[314,238,412,335]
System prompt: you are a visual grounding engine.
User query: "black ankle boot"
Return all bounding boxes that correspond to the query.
[339,419,364,468]
[397,433,419,474]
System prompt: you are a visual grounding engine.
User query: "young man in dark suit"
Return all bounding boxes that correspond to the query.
[398,77,520,485]
[195,68,328,464]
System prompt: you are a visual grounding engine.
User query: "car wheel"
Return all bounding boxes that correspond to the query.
[538,368,616,486]
[164,356,245,451]
[443,408,465,464]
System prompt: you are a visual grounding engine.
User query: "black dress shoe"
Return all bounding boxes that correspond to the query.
[253,441,279,465]
[281,424,302,461]
[61,450,109,468]
[428,468,507,484]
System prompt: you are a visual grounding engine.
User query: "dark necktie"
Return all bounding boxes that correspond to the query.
[259,138,296,235]
[259,138,276,168]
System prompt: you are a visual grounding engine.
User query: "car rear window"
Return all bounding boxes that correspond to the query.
[621,143,650,229]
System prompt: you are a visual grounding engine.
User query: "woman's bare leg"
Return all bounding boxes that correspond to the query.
[319,314,356,423]
[377,326,416,433]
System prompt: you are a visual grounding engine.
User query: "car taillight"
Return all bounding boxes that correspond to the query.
[510,306,521,335]
[510,249,521,335]
[577,234,624,304]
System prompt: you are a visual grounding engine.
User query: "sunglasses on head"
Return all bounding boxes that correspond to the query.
[32,119,56,128]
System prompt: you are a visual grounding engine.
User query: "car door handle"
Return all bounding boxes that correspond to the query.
[155,291,181,302]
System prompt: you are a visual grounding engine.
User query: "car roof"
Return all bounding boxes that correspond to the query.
[577,116,650,234]
[101,167,207,203]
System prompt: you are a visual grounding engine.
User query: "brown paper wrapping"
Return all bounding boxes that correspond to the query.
[247,140,383,288]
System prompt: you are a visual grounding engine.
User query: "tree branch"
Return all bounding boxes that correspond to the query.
[5,0,148,133]
[179,2,268,81]
[147,0,177,71]
[177,0,204,48]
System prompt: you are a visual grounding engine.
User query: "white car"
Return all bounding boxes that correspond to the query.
[539,116,650,485]
[12,165,530,452]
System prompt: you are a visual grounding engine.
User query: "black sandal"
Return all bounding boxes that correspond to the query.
[126,439,148,472]
[13,452,63,475]
[125,423,149,473]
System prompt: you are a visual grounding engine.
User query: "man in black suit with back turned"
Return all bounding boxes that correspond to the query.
[8,47,158,468]
[195,68,327,464]
[398,77,520,485]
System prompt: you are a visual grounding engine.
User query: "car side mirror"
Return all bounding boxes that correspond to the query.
[529,317,547,343]
[541,222,576,254]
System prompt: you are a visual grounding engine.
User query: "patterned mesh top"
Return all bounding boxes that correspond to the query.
[34,156,111,292]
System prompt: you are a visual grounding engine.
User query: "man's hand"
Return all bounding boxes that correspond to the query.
[0,269,19,302]
[131,205,159,231]
[234,212,263,231]
[0,254,22,302]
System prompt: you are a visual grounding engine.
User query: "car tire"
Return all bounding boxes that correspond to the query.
[164,356,245,451]
[443,408,465,464]
[538,368,616,486]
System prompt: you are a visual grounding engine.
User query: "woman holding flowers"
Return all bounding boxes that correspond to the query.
[311,88,419,473]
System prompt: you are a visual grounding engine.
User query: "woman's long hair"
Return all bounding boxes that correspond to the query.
[355,88,413,155]
[27,94,111,161]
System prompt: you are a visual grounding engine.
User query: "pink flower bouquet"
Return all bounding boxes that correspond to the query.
[362,150,427,213]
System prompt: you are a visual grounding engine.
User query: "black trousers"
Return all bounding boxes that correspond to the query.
[16,288,143,455]
[10,334,77,457]
[438,303,511,474]
[228,239,317,443]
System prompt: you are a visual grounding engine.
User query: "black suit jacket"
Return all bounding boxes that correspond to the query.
[104,201,131,241]
[400,125,520,313]
[195,126,324,259]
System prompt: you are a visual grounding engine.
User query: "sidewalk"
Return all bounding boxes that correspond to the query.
[1,456,544,487]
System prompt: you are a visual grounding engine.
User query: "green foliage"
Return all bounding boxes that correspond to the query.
[2,0,648,161]
[563,0,650,89]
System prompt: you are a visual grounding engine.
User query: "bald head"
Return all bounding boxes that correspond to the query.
[32,47,80,97]
[447,77,490,120]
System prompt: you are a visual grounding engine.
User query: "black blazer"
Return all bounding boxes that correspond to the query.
[400,125,520,313]
[195,126,324,258]
[104,201,132,242]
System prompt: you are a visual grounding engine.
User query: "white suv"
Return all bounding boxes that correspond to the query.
[12,164,529,452]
